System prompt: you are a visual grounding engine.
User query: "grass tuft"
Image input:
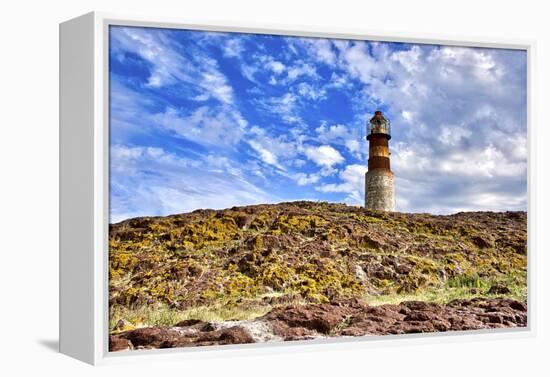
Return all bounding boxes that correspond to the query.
[109,302,273,333]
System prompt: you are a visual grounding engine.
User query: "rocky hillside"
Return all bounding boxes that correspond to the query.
[109,201,527,350]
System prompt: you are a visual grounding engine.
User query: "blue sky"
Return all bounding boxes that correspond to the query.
[109,25,527,223]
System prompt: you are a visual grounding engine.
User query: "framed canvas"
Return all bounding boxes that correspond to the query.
[59,12,534,365]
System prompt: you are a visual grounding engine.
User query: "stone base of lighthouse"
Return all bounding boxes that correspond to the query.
[365,170,395,211]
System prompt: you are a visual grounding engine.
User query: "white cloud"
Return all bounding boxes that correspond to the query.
[248,140,284,170]
[268,60,286,74]
[223,38,245,58]
[316,164,367,204]
[345,139,361,155]
[391,45,423,73]
[111,27,183,88]
[327,72,351,89]
[110,26,234,104]
[239,54,286,84]
[315,124,348,139]
[297,82,326,101]
[286,62,318,81]
[204,154,242,176]
[246,126,301,172]
[256,93,302,124]
[307,38,337,66]
[293,159,307,168]
[469,192,527,210]
[438,125,473,146]
[293,172,321,186]
[151,106,247,147]
[109,79,155,139]
[337,41,380,83]
[437,146,526,178]
[110,145,195,175]
[314,123,365,159]
[254,55,287,75]
[200,69,234,104]
[303,145,344,167]
[401,110,413,122]
[110,144,277,222]
[241,63,259,82]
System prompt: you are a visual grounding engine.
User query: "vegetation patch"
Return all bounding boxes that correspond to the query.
[109,201,527,333]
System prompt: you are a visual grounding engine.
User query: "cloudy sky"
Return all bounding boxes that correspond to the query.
[108,25,527,223]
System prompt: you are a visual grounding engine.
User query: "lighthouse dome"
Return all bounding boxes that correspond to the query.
[367,110,391,140]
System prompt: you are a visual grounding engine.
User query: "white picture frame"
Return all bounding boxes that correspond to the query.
[59,11,535,365]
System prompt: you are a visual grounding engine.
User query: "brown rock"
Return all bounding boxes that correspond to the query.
[508,301,527,312]
[471,235,495,249]
[404,311,433,322]
[263,304,351,334]
[123,327,187,349]
[109,336,133,351]
[109,298,528,351]
[195,327,255,346]
[174,319,203,327]
[487,284,511,295]
[270,320,319,341]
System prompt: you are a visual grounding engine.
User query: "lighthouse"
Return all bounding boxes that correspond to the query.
[364,111,395,211]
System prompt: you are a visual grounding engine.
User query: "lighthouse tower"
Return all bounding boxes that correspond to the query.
[365,111,395,211]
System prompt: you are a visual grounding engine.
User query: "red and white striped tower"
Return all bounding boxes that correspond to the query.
[365,111,395,211]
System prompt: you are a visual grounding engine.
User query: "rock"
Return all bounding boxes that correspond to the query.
[109,337,133,351]
[270,321,319,341]
[508,301,527,312]
[110,324,256,350]
[196,326,255,346]
[487,284,511,295]
[108,202,528,351]
[432,319,452,331]
[263,286,274,294]
[354,265,368,282]
[487,314,504,324]
[211,320,282,343]
[262,304,352,334]
[110,202,526,311]
[234,213,256,229]
[109,297,528,351]
[512,242,527,254]
[123,327,188,349]
[402,301,439,311]
[404,311,433,322]
[395,264,412,275]
[174,319,215,332]
[471,235,495,249]
[174,319,204,327]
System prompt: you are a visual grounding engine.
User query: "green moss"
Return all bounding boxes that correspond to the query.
[259,264,296,290]
[272,214,328,235]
